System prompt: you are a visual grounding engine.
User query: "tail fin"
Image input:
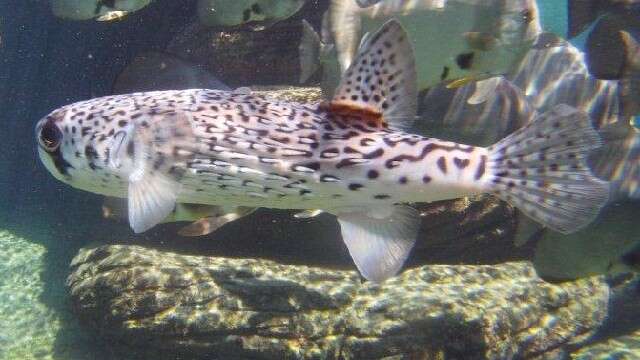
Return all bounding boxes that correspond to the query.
[486,104,610,234]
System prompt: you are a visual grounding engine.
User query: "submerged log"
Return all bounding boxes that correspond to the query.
[68,245,609,359]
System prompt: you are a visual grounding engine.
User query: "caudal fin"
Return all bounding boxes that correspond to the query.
[486,104,610,234]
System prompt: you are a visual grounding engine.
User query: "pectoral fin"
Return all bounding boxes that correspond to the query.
[336,205,420,282]
[126,111,196,233]
[128,172,178,233]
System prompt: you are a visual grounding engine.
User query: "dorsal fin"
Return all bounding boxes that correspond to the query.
[327,19,417,131]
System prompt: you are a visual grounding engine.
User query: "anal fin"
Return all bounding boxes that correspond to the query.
[178,207,256,236]
[336,205,420,282]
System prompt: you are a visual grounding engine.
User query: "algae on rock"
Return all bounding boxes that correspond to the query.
[68,244,609,359]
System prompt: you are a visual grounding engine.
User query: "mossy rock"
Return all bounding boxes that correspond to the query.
[68,244,609,359]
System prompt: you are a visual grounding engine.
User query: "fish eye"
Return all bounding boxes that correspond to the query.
[39,119,63,152]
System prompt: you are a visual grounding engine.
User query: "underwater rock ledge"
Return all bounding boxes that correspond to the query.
[68,245,609,359]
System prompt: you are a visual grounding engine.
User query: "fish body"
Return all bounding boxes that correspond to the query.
[37,89,489,210]
[37,20,609,281]
[197,0,306,28]
[581,7,640,80]
[316,0,541,92]
[568,0,640,38]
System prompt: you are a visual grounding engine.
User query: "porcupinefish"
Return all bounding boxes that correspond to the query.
[36,20,609,282]
[301,0,541,93]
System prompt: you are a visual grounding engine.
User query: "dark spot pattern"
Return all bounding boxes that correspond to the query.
[440,66,450,80]
[453,157,470,169]
[456,52,474,70]
[437,157,447,174]
[475,155,487,180]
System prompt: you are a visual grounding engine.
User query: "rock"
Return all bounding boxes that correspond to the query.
[164,1,327,88]
[166,20,302,87]
[571,331,640,359]
[412,195,526,265]
[251,85,324,103]
[68,245,609,360]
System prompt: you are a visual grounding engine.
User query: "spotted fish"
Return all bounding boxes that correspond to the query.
[36,20,609,282]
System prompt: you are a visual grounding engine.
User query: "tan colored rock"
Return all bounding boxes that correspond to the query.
[251,85,325,103]
[68,245,609,359]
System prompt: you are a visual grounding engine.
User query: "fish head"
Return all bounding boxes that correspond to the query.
[35,103,131,197]
[36,107,73,181]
